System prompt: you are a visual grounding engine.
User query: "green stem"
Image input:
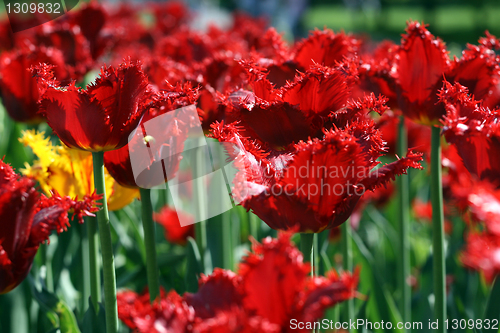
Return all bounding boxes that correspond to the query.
[86,215,101,313]
[194,141,208,273]
[313,233,319,276]
[80,220,90,314]
[139,188,161,303]
[249,213,259,241]
[92,152,118,333]
[300,233,317,333]
[341,220,354,328]
[300,233,314,274]
[40,245,53,292]
[431,126,446,333]
[397,116,411,329]
[221,211,232,270]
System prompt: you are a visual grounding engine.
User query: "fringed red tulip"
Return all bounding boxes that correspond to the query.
[0,160,99,294]
[33,60,150,152]
[117,233,359,332]
[211,102,423,233]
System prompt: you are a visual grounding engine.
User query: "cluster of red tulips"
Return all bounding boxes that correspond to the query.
[1,1,500,332]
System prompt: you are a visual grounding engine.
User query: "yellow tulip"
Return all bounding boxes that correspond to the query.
[20,130,138,211]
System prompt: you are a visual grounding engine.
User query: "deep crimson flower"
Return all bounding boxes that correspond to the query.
[33,21,93,82]
[412,198,453,234]
[117,289,195,332]
[103,83,198,188]
[392,21,450,125]
[153,206,194,245]
[238,233,359,328]
[461,232,500,283]
[451,180,500,236]
[364,22,499,126]
[211,104,423,233]
[357,40,398,106]
[153,1,189,35]
[0,46,69,123]
[117,233,358,332]
[223,62,353,149]
[440,81,500,187]
[293,29,360,70]
[69,2,107,60]
[0,160,99,294]
[33,60,150,152]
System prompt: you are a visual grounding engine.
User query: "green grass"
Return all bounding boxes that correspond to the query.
[304,4,500,45]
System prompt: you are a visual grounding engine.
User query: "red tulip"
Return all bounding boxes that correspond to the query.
[211,98,423,233]
[440,81,500,187]
[103,83,199,188]
[223,62,353,149]
[153,206,194,245]
[0,160,99,294]
[362,22,499,126]
[0,46,68,123]
[461,232,500,283]
[33,60,150,152]
[117,233,359,332]
[293,29,360,70]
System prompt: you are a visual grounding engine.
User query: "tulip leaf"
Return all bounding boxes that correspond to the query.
[483,276,500,333]
[82,299,106,333]
[185,236,202,292]
[30,280,81,333]
[352,230,404,333]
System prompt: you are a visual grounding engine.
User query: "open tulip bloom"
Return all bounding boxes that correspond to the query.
[0,160,99,294]
[32,60,150,152]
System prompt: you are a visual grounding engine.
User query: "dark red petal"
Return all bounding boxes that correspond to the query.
[298,269,359,323]
[441,82,500,186]
[184,269,243,319]
[448,44,500,101]
[35,61,149,151]
[40,86,114,151]
[360,150,424,193]
[293,29,359,69]
[451,181,500,236]
[279,129,371,227]
[117,288,194,332]
[87,61,149,147]
[0,51,42,123]
[461,232,500,283]
[238,233,309,326]
[153,206,194,245]
[192,307,280,333]
[281,64,350,117]
[396,21,449,124]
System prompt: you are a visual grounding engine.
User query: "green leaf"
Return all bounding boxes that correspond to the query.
[185,237,202,292]
[30,278,81,333]
[81,299,106,333]
[352,230,403,333]
[483,276,500,332]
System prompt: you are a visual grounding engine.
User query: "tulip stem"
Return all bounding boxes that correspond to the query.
[300,233,318,333]
[139,188,160,303]
[397,116,411,329]
[341,220,354,328]
[92,152,118,333]
[431,126,446,333]
[300,233,314,275]
[194,140,208,273]
[85,216,101,313]
[249,213,259,241]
